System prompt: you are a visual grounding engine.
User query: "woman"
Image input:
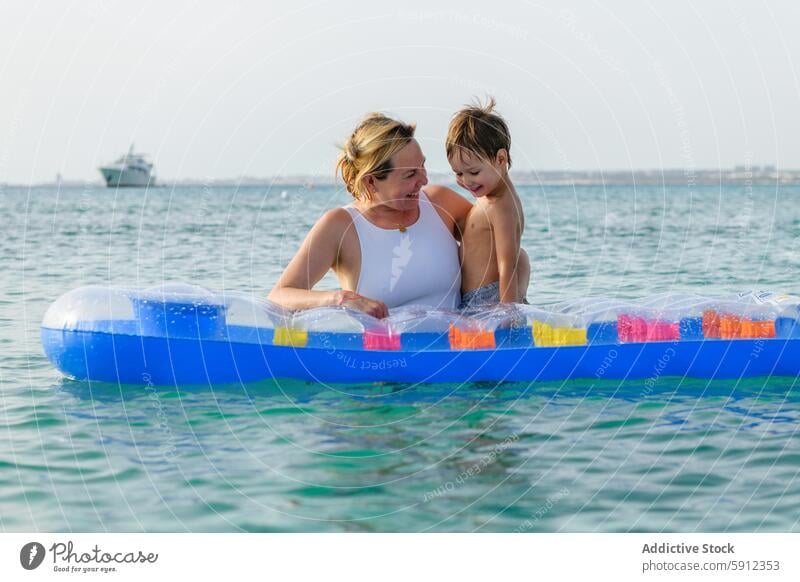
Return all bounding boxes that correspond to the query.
[268,113,472,318]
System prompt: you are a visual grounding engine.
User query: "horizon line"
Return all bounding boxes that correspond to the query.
[4,166,800,188]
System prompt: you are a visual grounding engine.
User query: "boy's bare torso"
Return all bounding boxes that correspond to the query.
[459,188,526,294]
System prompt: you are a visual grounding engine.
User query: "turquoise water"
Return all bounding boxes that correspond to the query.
[2,183,799,532]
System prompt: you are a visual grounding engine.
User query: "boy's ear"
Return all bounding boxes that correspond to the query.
[495,149,509,167]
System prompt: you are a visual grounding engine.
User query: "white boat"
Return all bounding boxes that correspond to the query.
[98,145,155,187]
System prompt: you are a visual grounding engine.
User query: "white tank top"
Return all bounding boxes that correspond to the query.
[345,191,462,309]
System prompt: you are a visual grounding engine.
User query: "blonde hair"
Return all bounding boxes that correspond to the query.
[446,97,511,167]
[336,113,416,200]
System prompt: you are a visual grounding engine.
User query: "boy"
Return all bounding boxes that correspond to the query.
[446,98,530,308]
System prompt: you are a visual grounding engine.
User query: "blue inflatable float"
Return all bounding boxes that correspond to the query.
[41,283,800,386]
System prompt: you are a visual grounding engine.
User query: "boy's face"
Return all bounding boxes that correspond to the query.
[448,149,507,198]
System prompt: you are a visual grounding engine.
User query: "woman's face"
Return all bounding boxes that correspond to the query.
[365,139,428,212]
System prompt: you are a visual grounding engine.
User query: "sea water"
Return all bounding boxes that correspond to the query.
[1,183,799,531]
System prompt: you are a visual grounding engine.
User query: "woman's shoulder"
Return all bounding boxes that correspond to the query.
[309,207,355,239]
[320,206,355,223]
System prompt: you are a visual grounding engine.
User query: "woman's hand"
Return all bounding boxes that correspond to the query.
[335,290,389,319]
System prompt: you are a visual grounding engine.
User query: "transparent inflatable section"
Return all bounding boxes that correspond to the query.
[223,292,286,344]
[543,291,799,343]
[41,283,800,349]
[139,282,217,303]
[388,307,461,350]
[283,307,381,349]
[41,286,136,334]
[448,305,530,349]
[515,305,588,347]
[42,284,289,342]
[129,283,227,339]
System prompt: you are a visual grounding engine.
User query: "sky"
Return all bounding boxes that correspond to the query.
[1,0,799,183]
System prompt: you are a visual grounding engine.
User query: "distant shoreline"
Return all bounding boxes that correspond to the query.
[5,167,800,188]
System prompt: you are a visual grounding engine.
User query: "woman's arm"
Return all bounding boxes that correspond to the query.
[268,209,388,317]
[423,184,473,239]
[268,209,345,310]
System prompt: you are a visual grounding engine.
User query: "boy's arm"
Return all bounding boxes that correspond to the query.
[488,205,522,303]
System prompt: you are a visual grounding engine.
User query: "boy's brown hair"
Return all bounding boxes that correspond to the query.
[445,97,512,167]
